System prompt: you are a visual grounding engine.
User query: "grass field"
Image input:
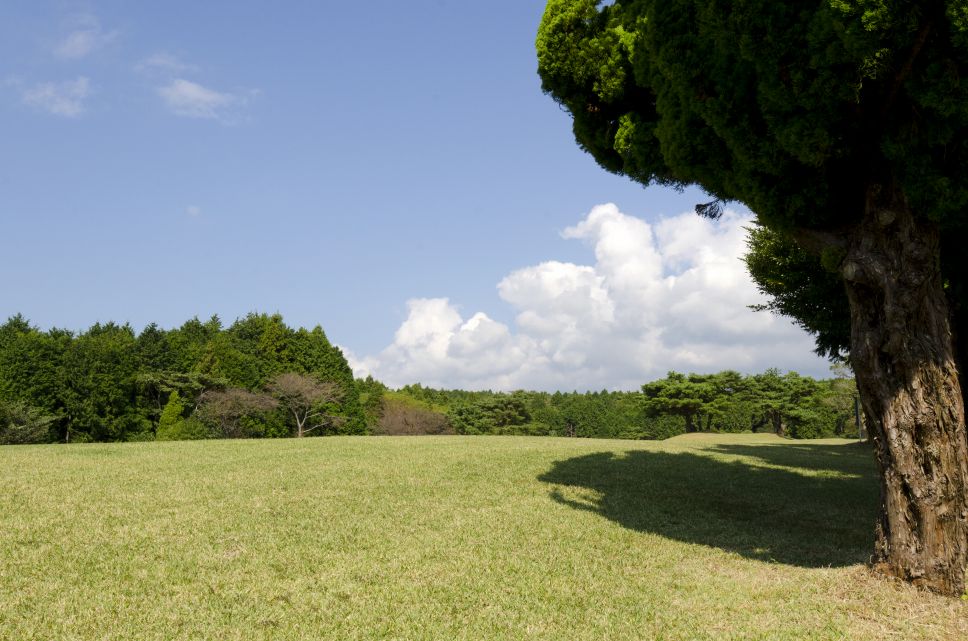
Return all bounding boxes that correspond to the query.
[1,434,965,640]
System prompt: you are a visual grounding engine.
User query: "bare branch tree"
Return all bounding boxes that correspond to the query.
[373,397,453,436]
[266,372,343,437]
[197,387,278,438]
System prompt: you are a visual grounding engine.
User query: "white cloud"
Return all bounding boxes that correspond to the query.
[186,205,202,217]
[22,77,91,117]
[54,17,117,59]
[354,204,829,391]
[157,78,243,123]
[136,52,198,75]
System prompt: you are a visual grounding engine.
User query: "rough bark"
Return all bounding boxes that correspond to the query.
[841,186,968,596]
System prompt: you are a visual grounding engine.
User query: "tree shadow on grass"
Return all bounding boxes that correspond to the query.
[538,442,879,567]
[710,441,876,477]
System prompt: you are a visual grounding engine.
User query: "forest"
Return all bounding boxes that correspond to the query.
[0,313,859,444]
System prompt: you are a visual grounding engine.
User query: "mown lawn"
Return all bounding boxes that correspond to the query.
[0,434,965,640]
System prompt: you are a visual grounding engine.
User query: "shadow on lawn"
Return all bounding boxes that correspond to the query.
[538,442,879,567]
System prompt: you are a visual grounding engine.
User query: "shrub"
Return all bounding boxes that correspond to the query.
[373,396,452,435]
[0,400,55,444]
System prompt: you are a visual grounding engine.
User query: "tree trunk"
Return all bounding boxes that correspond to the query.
[842,187,968,596]
[835,415,846,436]
[684,413,696,433]
[770,410,786,437]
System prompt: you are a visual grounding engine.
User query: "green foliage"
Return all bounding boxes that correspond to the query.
[60,323,149,442]
[538,0,968,230]
[255,411,293,439]
[642,372,712,433]
[394,370,854,441]
[0,315,858,444]
[446,402,489,435]
[135,370,228,425]
[356,376,387,429]
[642,371,754,434]
[373,393,453,435]
[0,313,364,443]
[0,317,71,438]
[0,399,56,444]
[448,394,532,435]
[154,391,208,441]
[744,227,852,360]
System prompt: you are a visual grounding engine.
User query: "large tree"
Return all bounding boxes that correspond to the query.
[538,0,968,594]
[266,372,342,437]
[196,387,278,439]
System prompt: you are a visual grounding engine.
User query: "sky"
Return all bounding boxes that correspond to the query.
[0,0,831,390]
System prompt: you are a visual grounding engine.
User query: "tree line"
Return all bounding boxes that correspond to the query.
[358,368,860,440]
[0,313,859,445]
[0,313,365,443]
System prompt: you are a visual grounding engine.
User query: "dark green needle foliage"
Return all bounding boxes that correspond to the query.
[538,0,968,231]
[744,226,851,360]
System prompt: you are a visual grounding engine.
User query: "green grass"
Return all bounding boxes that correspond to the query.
[1,434,965,640]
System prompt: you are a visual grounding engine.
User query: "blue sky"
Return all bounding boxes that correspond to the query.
[0,1,830,389]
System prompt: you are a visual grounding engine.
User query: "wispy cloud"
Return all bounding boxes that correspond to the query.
[53,16,117,59]
[186,205,202,217]
[157,78,242,123]
[136,52,198,75]
[22,77,91,117]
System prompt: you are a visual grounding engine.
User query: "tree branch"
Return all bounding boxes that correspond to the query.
[881,19,934,120]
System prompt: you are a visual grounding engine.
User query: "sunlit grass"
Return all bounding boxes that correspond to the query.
[1,434,964,640]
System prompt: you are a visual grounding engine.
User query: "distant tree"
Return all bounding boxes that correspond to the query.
[225,312,292,386]
[166,316,224,374]
[266,372,343,437]
[135,323,173,372]
[60,322,148,442]
[197,387,277,439]
[821,364,862,437]
[375,396,452,436]
[642,372,712,434]
[134,370,227,425]
[290,326,367,434]
[447,402,490,435]
[0,317,71,437]
[156,391,188,441]
[356,376,387,430]
[0,400,56,445]
[748,370,822,437]
[0,312,367,441]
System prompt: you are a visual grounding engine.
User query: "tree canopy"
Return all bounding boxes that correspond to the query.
[0,313,365,442]
[538,0,968,595]
[537,0,968,231]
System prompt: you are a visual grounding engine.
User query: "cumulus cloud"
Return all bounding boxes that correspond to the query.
[354,204,828,391]
[54,16,117,59]
[158,78,241,121]
[22,76,91,117]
